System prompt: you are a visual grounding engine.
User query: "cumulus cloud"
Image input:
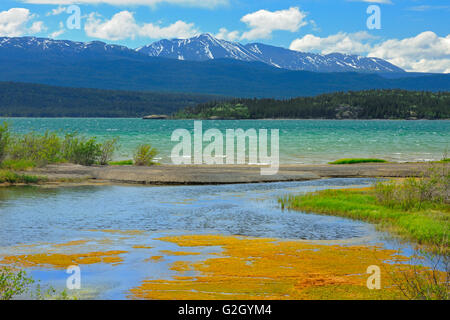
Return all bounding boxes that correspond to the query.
[215,28,240,41]
[49,21,65,38]
[290,31,450,73]
[240,7,307,40]
[290,31,374,55]
[369,32,450,73]
[0,8,46,37]
[21,0,228,9]
[85,11,198,41]
[46,6,66,16]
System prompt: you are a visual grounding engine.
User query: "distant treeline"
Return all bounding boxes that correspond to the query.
[175,90,450,119]
[0,82,225,117]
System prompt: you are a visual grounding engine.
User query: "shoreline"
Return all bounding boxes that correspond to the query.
[8,162,443,187]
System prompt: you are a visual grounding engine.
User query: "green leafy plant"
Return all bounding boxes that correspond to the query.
[133,144,158,166]
[0,267,34,300]
[99,137,119,165]
[0,122,9,163]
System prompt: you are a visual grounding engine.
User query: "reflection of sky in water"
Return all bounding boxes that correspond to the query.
[0,178,435,299]
[0,178,379,247]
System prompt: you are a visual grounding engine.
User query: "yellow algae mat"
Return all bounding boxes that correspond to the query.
[130,234,408,300]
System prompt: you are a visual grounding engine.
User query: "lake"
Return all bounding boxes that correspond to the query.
[4,118,449,164]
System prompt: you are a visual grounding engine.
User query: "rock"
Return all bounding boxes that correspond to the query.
[142,115,169,120]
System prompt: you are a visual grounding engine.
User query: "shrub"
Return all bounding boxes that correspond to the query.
[8,131,62,166]
[133,144,158,166]
[389,238,449,300]
[375,165,449,210]
[0,267,34,300]
[99,138,119,165]
[62,134,102,166]
[0,122,9,163]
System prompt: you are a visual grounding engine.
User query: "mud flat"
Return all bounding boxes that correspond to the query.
[21,162,440,186]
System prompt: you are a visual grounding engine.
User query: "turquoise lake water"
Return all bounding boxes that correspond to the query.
[3,118,449,164]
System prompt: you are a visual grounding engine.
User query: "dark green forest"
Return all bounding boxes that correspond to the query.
[0,82,224,117]
[175,90,450,119]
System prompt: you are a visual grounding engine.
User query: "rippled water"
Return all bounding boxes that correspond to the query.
[0,179,420,299]
[4,118,449,164]
[0,179,378,247]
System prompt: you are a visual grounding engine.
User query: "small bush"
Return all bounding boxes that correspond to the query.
[0,267,34,300]
[99,137,119,165]
[62,134,102,166]
[9,131,62,166]
[133,144,158,166]
[0,122,9,163]
[375,165,449,210]
[330,158,387,165]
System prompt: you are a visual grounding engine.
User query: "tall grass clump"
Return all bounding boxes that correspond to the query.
[8,131,63,166]
[0,122,9,163]
[133,144,158,166]
[375,165,449,211]
[329,158,387,164]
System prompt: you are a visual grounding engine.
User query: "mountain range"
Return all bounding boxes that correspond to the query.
[0,35,448,98]
[0,34,403,73]
[136,33,404,73]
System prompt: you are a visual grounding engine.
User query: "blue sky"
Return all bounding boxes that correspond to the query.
[0,0,449,72]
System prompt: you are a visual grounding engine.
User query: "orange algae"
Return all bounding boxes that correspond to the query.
[133,245,154,249]
[146,256,164,262]
[0,250,128,269]
[130,234,408,300]
[160,250,201,256]
[53,240,90,247]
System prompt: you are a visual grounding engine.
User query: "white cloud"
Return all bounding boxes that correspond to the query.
[241,7,307,40]
[85,11,198,41]
[0,8,46,37]
[46,6,66,16]
[139,20,198,39]
[290,31,450,73]
[49,22,65,38]
[289,31,374,55]
[369,32,450,73]
[215,28,240,41]
[21,0,227,9]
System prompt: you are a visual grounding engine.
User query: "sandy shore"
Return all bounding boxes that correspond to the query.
[20,162,442,186]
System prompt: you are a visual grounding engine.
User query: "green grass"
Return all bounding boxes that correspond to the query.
[436,158,450,163]
[329,158,388,164]
[0,170,44,184]
[0,159,36,171]
[108,160,134,166]
[279,188,449,250]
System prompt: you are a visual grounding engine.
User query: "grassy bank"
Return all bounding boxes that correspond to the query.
[0,122,158,174]
[279,166,449,250]
[329,158,387,165]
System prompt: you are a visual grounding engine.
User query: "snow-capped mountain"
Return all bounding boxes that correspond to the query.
[0,35,403,73]
[0,36,141,60]
[136,33,404,73]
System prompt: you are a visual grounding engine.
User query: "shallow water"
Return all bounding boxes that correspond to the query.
[0,178,416,299]
[4,118,449,164]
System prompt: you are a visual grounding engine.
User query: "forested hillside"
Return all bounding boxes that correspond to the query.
[175,90,450,119]
[0,82,224,117]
